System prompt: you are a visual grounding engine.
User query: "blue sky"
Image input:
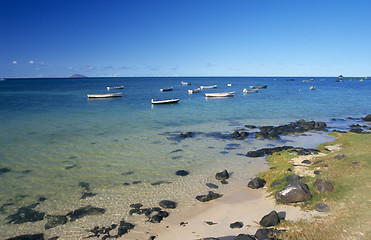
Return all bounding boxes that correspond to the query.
[1,0,370,78]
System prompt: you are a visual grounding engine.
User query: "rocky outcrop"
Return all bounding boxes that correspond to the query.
[363,114,371,122]
[275,181,312,203]
[254,120,327,140]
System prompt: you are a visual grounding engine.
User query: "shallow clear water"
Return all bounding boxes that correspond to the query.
[0,77,370,238]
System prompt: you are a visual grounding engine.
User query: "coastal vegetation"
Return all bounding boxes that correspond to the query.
[258,131,371,239]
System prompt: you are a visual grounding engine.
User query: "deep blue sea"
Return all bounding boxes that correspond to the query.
[0,77,370,238]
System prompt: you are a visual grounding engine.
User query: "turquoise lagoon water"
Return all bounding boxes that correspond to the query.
[0,77,370,238]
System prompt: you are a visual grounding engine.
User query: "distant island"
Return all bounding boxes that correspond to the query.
[67,74,88,78]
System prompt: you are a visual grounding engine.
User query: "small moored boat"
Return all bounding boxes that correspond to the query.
[243,88,258,93]
[205,91,235,98]
[151,99,180,104]
[227,83,232,86]
[87,92,123,98]
[107,86,124,90]
[200,85,218,89]
[250,84,267,89]
[188,88,200,94]
[310,86,315,90]
[160,87,173,92]
[181,81,191,85]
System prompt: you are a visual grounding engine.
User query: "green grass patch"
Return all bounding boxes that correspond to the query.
[271,132,371,239]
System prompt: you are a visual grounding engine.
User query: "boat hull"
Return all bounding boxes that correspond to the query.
[151,99,180,104]
[107,86,124,90]
[200,85,218,89]
[250,84,267,89]
[205,92,235,98]
[87,92,123,98]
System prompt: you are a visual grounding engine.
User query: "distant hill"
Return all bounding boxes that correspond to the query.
[67,74,88,78]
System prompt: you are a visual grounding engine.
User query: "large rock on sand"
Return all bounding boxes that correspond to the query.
[275,181,312,203]
[259,210,280,227]
[247,177,266,189]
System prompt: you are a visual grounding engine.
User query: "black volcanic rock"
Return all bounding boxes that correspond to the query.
[259,210,280,227]
[196,191,223,202]
[215,170,229,181]
[176,170,189,176]
[364,114,371,121]
[247,177,266,189]
[275,181,312,203]
[159,200,177,209]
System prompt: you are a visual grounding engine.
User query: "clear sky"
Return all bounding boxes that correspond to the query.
[1,0,370,78]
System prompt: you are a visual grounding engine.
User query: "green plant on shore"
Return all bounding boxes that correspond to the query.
[259,132,371,239]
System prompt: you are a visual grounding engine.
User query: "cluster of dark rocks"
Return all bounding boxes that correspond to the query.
[86,220,135,240]
[129,200,176,224]
[246,146,320,158]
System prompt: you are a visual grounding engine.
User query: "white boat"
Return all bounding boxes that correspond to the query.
[243,88,258,93]
[181,81,191,85]
[205,91,235,98]
[227,83,232,86]
[188,88,200,94]
[87,92,123,98]
[200,85,218,89]
[107,86,124,90]
[151,98,180,104]
[310,86,315,90]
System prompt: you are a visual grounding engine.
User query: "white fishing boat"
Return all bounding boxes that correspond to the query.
[243,88,258,93]
[107,86,124,90]
[181,81,191,85]
[87,92,123,98]
[151,98,180,104]
[188,88,200,94]
[310,86,315,90]
[205,91,235,98]
[200,85,218,89]
[227,83,232,86]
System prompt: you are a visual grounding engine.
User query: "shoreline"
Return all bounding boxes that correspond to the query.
[123,116,371,240]
[3,116,370,240]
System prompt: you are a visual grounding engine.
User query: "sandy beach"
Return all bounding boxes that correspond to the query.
[123,186,324,240]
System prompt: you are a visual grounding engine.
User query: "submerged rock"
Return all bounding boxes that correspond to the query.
[6,233,44,240]
[176,170,189,176]
[206,183,219,189]
[275,181,312,203]
[159,200,177,209]
[6,203,45,224]
[196,191,223,202]
[44,215,68,229]
[215,170,229,181]
[66,205,106,222]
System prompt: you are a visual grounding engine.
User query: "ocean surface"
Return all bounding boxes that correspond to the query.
[0,77,370,238]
